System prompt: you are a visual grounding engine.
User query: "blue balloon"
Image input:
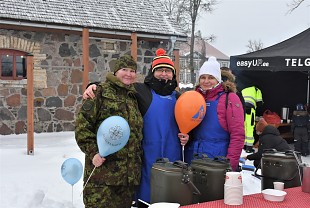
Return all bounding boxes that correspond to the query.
[61,158,83,185]
[97,116,130,157]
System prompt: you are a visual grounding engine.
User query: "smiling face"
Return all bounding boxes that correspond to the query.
[199,74,219,91]
[153,67,174,81]
[115,68,136,85]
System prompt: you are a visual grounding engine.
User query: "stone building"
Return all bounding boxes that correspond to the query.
[0,0,187,135]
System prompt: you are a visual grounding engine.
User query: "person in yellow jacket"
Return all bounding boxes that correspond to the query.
[241,86,263,153]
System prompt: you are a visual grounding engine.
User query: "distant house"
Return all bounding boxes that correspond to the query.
[179,38,229,85]
[0,0,187,135]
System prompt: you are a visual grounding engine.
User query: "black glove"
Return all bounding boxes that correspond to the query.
[245,106,252,115]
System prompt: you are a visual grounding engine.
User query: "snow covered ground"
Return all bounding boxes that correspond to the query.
[0,131,309,208]
[0,132,84,208]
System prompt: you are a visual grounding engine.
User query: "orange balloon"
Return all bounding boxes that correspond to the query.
[175,91,206,134]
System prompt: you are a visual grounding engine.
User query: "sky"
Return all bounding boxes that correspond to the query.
[1,131,309,208]
[197,0,310,56]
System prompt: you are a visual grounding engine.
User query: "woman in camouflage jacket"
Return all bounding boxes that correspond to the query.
[82,49,189,207]
[75,55,143,208]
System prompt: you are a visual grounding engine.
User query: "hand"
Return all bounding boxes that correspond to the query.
[241,155,247,160]
[83,84,97,99]
[178,133,189,146]
[92,153,106,167]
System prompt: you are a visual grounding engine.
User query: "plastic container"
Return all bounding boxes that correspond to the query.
[149,203,180,208]
[273,182,284,191]
[262,189,287,202]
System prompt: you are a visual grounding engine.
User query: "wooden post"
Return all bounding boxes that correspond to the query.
[173,49,180,91]
[131,32,137,61]
[82,28,89,91]
[27,54,34,155]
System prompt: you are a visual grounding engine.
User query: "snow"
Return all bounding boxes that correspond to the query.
[0,132,84,208]
[179,83,194,89]
[1,131,309,208]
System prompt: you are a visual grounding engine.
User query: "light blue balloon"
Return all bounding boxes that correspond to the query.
[61,158,83,185]
[97,116,130,157]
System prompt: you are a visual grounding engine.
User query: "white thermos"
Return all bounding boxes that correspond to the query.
[281,107,289,122]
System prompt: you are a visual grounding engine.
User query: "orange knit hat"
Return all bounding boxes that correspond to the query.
[151,48,175,73]
[256,118,268,132]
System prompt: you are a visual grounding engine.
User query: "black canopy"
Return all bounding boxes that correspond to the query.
[230,28,310,72]
[230,28,310,115]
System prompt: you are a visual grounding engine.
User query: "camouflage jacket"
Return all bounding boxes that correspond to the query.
[75,72,143,186]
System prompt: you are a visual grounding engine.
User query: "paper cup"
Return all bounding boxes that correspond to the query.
[273,182,284,191]
[224,184,243,205]
[225,172,242,186]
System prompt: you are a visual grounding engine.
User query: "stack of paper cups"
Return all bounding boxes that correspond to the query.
[224,172,243,205]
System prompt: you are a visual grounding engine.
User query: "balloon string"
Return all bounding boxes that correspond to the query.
[182,146,185,162]
[80,166,96,197]
[71,185,74,208]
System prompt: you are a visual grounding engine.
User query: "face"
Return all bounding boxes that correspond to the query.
[115,68,136,85]
[153,67,174,81]
[199,74,219,91]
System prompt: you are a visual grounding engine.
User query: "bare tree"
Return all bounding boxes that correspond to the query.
[246,40,264,53]
[180,30,215,84]
[287,0,307,13]
[198,32,207,67]
[162,0,218,84]
[196,30,215,66]
[162,0,191,32]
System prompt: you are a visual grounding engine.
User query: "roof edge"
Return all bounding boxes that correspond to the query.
[0,19,187,42]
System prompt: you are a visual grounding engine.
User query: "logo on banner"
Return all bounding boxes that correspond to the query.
[285,58,310,67]
[236,59,269,68]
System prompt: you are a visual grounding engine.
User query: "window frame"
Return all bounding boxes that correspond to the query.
[0,49,27,80]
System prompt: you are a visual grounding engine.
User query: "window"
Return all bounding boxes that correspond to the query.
[193,60,200,70]
[179,72,184,82]
[221,62,229,68]
[0,50,27,80]
[180,59,186,68]
[186,71,191,83]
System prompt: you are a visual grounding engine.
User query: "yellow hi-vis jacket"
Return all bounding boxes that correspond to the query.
[241,86,263,109]
[241,86,263,146]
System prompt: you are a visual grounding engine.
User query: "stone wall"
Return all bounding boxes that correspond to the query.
[0,29,169,135]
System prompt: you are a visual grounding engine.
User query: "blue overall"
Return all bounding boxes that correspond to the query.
[185,93,229,163]
[135,90,182,203]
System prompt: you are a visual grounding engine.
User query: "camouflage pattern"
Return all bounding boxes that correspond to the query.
[114,55,137,73]
[83,184,135,208]
[75,72,143,206]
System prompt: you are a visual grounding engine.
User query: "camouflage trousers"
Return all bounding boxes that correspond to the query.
[83,184,135,208]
